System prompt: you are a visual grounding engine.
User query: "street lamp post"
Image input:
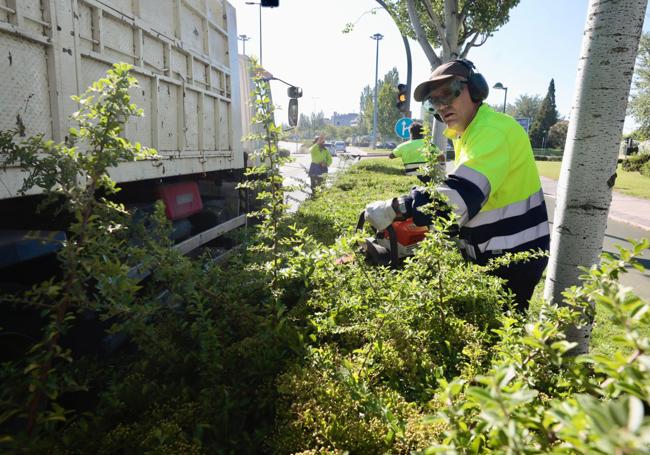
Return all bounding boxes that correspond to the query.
[370,33,383,149]
[245,1,262,66]
[238,34,250,55]
[493,82,508,113]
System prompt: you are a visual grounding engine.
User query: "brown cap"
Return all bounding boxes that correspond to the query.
[413,60,470,102]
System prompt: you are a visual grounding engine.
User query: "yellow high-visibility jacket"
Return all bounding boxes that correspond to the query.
[437,104,549,264]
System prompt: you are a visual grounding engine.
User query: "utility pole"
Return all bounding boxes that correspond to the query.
[370,33,383,149]
[238,34,250,55]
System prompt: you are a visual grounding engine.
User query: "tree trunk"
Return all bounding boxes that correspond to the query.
[543,0,647,354]
[406,0,439,68]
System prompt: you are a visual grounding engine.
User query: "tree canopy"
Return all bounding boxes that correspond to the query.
[529,79,559,147]
[359,67,403,141]
[382,0,521,66]
[507,94,543,120]
[548,120,569,149]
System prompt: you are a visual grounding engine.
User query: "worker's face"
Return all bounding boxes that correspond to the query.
[317,135,325,145]
[426,78,477,133]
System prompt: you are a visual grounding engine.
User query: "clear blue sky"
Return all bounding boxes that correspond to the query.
[230,0,648,131]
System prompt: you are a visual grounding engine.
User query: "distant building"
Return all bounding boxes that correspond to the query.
[330,112,359,127]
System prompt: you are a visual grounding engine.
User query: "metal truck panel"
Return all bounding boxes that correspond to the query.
[0,0,244,199]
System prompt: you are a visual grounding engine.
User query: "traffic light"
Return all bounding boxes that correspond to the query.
[261,0,279,7]
[396,83,408,113]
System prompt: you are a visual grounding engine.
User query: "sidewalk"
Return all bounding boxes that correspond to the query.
[540,176,650,232]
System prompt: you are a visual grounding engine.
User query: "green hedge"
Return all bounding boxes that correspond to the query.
[622,153,650,173]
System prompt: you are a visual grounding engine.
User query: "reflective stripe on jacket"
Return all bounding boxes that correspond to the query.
[404,162,426,176]
[438,104,549,264]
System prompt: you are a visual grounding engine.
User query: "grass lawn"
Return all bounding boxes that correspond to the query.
[536,160,650,200]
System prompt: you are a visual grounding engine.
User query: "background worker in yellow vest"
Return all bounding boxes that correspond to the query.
[389,122,428,182]
[308,134,332,193]
[373,59,550,311]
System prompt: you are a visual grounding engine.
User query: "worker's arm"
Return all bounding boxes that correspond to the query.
[389,144,403,160]
[398,188,453,227]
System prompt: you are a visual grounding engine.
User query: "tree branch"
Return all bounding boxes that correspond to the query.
[460,31,479,58]
[422,0,449,56]
[460,31,488,58]
[444,0,460,57]
[474,33,490,47]
[407,0,441,67]
[458,0,471,25]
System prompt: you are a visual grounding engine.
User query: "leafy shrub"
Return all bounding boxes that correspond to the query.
[621,152,650,172]
[641,159,650,178]
[548,120,569,149]
[3,64,650,455]
[0,62,303,452]
[269,160,511,452]
[428,240,650,453]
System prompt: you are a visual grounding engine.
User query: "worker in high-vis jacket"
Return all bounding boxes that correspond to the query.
[308,134,332,193]
[389,122,428,182]
[381,59,549,311]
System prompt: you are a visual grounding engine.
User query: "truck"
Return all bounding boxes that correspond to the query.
[0,0,290,276]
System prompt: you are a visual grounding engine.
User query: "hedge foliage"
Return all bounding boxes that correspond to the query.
[622,152,650,177]
[2,66,649,454]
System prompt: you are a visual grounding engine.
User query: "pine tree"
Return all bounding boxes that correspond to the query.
[529,79,559,147]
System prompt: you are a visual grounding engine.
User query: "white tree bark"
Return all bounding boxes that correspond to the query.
[406,0,440,67]
[406,0,485,152]
[444,0,459,58]
[544,0,647,354]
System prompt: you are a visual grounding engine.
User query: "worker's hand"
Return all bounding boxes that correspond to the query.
[388,153,396,159]
[364,199,397,231]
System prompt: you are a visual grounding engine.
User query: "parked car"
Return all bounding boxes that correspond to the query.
[376,142,396,150]
[324,142,336,156]
[334,141,346,153]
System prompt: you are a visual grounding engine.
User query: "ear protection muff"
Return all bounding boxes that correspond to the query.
[455,59,489,103]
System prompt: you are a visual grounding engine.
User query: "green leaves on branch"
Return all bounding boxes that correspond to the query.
[0,63,167,442]
[430,239,650,454]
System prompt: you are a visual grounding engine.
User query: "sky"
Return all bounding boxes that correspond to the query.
[229,0,649,132]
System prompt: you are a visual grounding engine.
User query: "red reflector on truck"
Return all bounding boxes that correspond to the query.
[158,182,203,220]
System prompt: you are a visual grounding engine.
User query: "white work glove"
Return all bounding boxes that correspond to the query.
[365,199,397,231]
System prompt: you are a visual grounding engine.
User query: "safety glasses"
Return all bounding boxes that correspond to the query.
[423,79,468,113]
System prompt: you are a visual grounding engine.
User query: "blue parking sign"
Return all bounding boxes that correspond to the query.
[515,117,531,133]
[395,117,414,139]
